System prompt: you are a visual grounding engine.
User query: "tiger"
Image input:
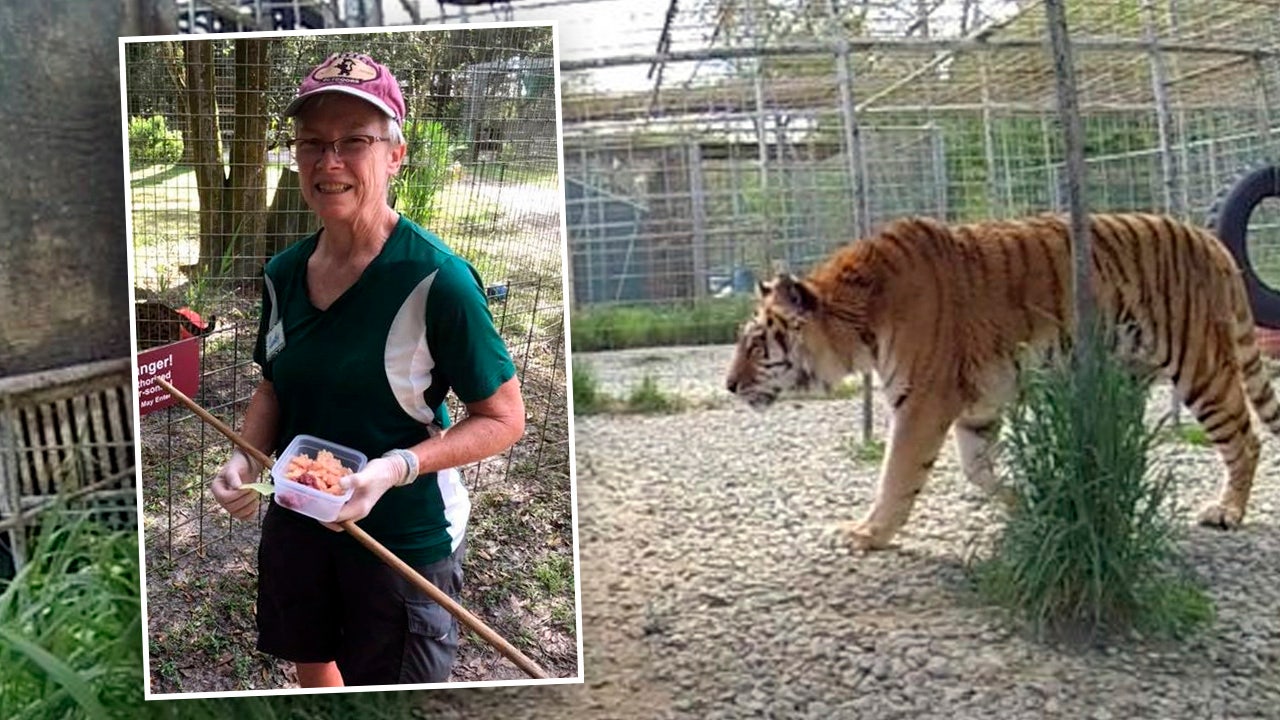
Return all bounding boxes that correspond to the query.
[725,212,1280,551]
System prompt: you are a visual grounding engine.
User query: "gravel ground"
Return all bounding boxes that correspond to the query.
[420,344,1280,719]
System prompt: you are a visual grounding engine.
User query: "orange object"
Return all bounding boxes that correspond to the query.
[284,450,350,495]
[175,307,209,340]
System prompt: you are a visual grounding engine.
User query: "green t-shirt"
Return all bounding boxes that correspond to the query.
[254,215,516,565]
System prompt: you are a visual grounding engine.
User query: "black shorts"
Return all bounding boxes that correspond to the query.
[255,503,466,686]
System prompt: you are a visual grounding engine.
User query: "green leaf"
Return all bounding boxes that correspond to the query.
[0,625,110,720]
[241,482,275,496]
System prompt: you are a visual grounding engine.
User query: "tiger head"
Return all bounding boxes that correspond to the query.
[725,274,827,408]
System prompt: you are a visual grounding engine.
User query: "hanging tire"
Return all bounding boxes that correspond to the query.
[1206,164,1280,328]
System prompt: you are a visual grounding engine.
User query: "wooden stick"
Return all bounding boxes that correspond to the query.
[152,377,550,680]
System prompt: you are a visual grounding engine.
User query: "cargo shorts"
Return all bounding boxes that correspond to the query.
[255,502,466,686]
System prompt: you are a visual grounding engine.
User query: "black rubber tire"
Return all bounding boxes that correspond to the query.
[1208,165,1280,329]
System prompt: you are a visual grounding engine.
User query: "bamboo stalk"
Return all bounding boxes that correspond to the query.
[152,377,550,681]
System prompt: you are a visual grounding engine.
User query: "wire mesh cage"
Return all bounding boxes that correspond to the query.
[546,0,1280,361]
[125,24,573,688]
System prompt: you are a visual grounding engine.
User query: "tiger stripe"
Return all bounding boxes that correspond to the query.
[726,210,1279,549]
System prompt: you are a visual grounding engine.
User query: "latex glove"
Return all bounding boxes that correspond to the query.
[210,450,261,520]
[324,456,408,530]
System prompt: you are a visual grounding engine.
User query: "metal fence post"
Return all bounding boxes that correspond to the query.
[1254,56,1276,150]
[835,38,875,444]
[1143,0,1183,222]
[688,141,708,300]
[980,54,1003,218]
[1142,0,1185,424]
[1044,0,1094,347]
[929,122,949,219]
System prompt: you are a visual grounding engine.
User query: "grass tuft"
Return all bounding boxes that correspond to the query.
[0,510,141,720]
[971,334,1213,643]
[572,360,607,415]
[1156,422,1211,448]
[845,436,885,464]
[625,375,680,414]
[533,554,574,596]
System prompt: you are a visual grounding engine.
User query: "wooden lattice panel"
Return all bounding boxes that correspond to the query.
[0,358,137,567]
[1,359,133,497]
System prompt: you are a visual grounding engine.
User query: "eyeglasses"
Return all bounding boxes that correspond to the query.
[286,134,389,166]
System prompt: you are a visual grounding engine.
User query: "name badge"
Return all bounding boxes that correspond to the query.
[265,321,286,361]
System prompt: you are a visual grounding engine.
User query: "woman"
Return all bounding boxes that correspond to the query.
[210,52,525,687]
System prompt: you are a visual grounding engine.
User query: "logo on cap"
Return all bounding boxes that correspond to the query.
[312,53,380,85]
[285,52,405,122]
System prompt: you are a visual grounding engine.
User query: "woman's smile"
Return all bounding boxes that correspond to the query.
[315,182,353,194]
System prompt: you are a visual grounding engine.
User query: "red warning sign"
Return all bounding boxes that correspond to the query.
[136,336,201,416]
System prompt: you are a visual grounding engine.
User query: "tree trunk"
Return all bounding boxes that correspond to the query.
[225,38,271,279]
[182,39,275,282]
[1043,0,1094,347]
[184,40,229,276]
[123,0,176,36]
[263,169,320,259]
[0,0,133,374]
[397,0,422,24]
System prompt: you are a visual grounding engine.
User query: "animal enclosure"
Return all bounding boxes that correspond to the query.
[558,1,1280,331]
[543,3,1280,715]
[175,0,334,33]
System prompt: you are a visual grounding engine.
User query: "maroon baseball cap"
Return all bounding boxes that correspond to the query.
[283,52,405,124]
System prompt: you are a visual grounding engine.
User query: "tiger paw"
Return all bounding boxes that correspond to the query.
[1196,502,1244,530]
[827,520,893,552]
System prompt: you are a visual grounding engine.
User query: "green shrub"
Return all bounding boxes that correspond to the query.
[128,115,183,167]
[571,296,756,352]
[392,120,456,224]
[626,375,678,414]
[572,360,606,415]
[0,510,141,719]
[972,335,1213,642]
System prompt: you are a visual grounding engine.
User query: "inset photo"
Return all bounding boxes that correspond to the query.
[121,22,577,698]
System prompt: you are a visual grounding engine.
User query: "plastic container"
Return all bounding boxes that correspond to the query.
[270,434,366,522]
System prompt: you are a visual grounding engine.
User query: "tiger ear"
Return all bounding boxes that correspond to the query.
[773,273,818,315]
